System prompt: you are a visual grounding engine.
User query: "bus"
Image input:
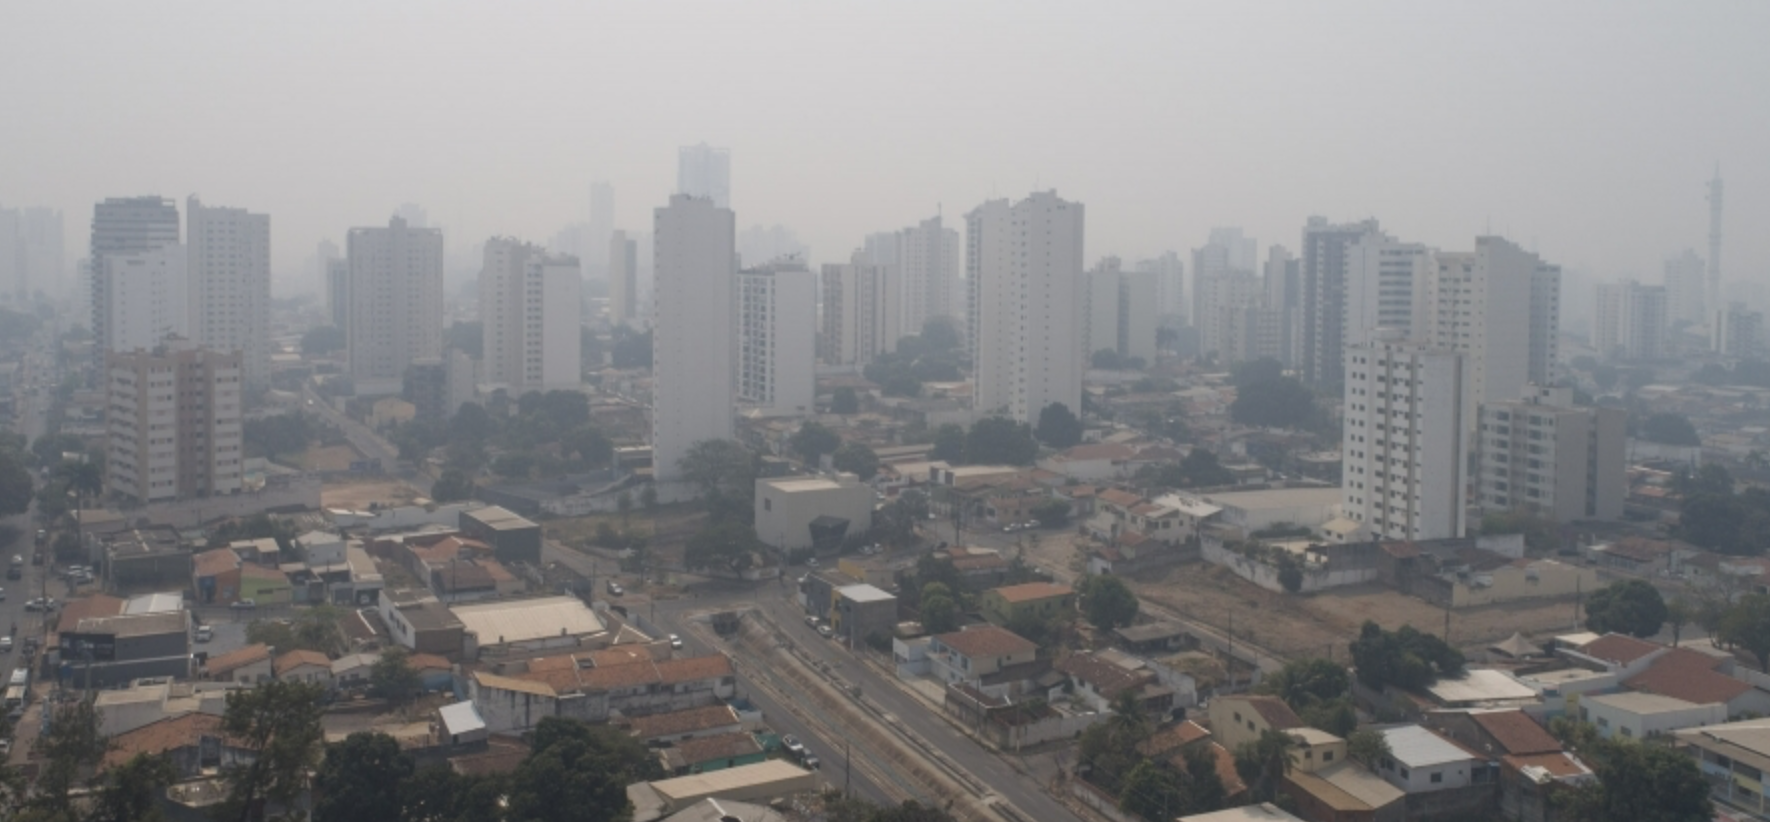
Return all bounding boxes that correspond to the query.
[3,685,24,711]
[6,668,26,688]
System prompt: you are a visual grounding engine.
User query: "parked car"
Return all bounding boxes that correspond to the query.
[803,753,821,770]
[230,599,256,610]
[194,625,213,643]
[0,637,12,653]
[782,735,805,756]
[816,623,833,639]
[804,615,820,629]
[669,634,683,650]
[606,580,624,596]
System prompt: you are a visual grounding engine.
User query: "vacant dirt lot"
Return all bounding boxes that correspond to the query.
[1127,561,1585,664]
[320,478,425,510]
[300,444,362,472]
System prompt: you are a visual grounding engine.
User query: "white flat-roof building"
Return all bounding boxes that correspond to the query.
[1581,691,1726,741]
[753,474,874,552]
[453,596,605,653]
[1376,724,1491,794]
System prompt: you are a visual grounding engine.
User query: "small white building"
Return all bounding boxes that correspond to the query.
[1580,691,1727,741]
[438,700,490,746]
[753,474,874,551]
[1376,724,1493,794]
[294,530,347,568]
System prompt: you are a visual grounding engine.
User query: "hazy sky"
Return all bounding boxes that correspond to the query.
[3,1,1766,295]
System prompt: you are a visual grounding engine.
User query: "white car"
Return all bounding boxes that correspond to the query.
[669,634,683,650]
[0,637,12,653]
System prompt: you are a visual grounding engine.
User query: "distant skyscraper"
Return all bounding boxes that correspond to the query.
[588,181,615,278]
[1118,266,1160,364]
[479,238,581,393]
[858,232,905,350]
[1343,331,1467,540]
[1413,236,1561,427]
[1300,217,1382,386]
[1708,166,1724,314]
[1263,245,1301,367]
[968,191,1085,423]
[1713,302,1765,359]
[100,244,187,353]
[0,206,64,303]
[652,194,736,483]
[347,217,445,392]
[326,258,350,331]
[736,261,816,416]
[1084,257,1122,361]
[1135,252,1185,322]
[898,215,962,338]
[186,197,271,385]
[677,144,731,209]
[1593,280,1667,361]
[1342,234,1427,349]
[819,256,896,367]
[1192,228,1264,364]
[394,203,429,228]
[90,196,181,361]
[1663,248,1707,327]
[608,230,639,329]
[736,224,807,269]
[106,338,243,503]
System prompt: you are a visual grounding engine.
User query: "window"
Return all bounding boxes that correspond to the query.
[1322,750,1334,762]
[1430,772,1443,784]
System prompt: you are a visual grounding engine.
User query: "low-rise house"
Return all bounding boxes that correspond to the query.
[61,609,193,687]
[410,652,455,692]
[331,651,381,690]
[1206,695,1304,753]
[204,643,273,684]
[1676,718,1770,816]
[1622,646,1770,717]
[1037,443,1139,482]
[93,678,237,737]
[192,547,246,605]
[926,625,1042,698]
[378,590,467,657]
[1177,805,1305,822]
[658,731,766,775]
[1498,751,1594,822]
[1374,725,1497,819]
[1579,691,1727,740]
[1113,622,1193,655]
[470,653,739,734]
[1285,759,1407,822]
[273,650,332,687]
[1056,650,1173,715]
[978,582,1074,627]
[458,505,543,565]
[295,530,348,568]
[753,474,874,553]
[454,595,608,656]
[438,700,489,746]
[626,705,746,745]
[101,713,254,780]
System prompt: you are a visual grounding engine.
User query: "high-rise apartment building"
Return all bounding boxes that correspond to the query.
[652,194,736,482]
[898,215,962,339]
[677,144,731,209]
[819,257,896,367]
[100,245,188,353]
[1080,257,1159,366]
[1413,237,1560,425]
[968,192,1085,423]
[1342,331,1467,540]
[1263,245,1302,367]
[479,238,581,393]
[91,197,181,361]
[1084,258,1123,362]
[346,217,445,393]
[325,258,349,331]
[1301,217,1382,386]
[1713,302,1765,359]
[1593,280,1667,361]
[737,261,816,416]
[1135,252,1185,322]
[1119,267,1160,365]
[1343,234,1427,349]
[1475,384,1625,523]
[588,181,614,279]
[0,206,64,303]
[106,338,242,504]
[185,197,271,386]
[608,230,639,329]
[1664,248,1707,327]
[1194,267,1261,363]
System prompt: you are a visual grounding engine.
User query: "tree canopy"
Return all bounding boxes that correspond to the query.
[1078,574,1139,630]
[301,324,346,356]
[1348,621,1465,691]
[219,680,327,822]
[1557,737,1711,822]
[312,731,413,822]
[0,446,33,518]
[1584,579,1668,639]
[1259,658,1356,736]
[1035,402,1084,449]
[931,424,966,462]
[430,468,476,503]
[964,416,1039,465]
[1719,594,1770,672]
[831,386,860,414]
[791,422,842,465]
[677,439,759,522]
[1229,360,1320,430]
[1144,447,1234,489]
[685,523,764,573]
[1638,412,1700,446]
[833,442,880,480]
[920,582,959,633]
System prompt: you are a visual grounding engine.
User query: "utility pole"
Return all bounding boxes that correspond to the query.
[844,739,851,797]
[1226,610,1235,690]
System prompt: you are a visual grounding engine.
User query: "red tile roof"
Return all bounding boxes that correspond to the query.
[193,547,241,578]
[626,705,742,741]
[273,650,332,677]
[56,594,126,634]
[1057,652,1152,698]
[206,643,272,677]
[1469,710,1562,755]
[1577,634,1666,666]
[934,625,1039,659]
[105,713,242,769]
[408,652,452,673]
[1501,751,1593,781]
[1624,648,1748,706]
[988,582,1072,603]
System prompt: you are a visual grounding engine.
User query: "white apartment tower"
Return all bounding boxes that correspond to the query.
[1593,280,1667,361]
[898,215,962,339]
[588,181,614,279]
[967,191,1085,423]
[101,245,188,353]
[1413,237,1560,426]
[737,262,816,416]
[1475,384,1626,523]
[1664,248,1707,327]
[1301,217,1383,386]
[106,338,243,504]
[1135,251,1185,322]
[1342,331,1467,541]
[90,196,181,362]
[1119,267,1160,364]
[0,206,64,304]
[608,230,639,329]
[677,144,731,209]
[1712,302,1764,359]
[1343,234,1427,349]
[479,238,582,393]
[652,194,736,483]
[819,257,896,367]
[1085,258,1123,361]
[346,217,445,393]
[185,197,271,385]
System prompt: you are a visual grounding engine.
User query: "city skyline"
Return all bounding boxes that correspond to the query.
[0,2,1765,294]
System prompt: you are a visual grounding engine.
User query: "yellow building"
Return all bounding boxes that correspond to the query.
[979,582,1074,626]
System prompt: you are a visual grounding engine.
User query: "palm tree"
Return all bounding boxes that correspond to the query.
[1236,729,1298,803]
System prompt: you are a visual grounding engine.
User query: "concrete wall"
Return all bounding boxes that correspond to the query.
[1450,560,1598,608]
[1201,536,1378,593]
[753,476,875,551]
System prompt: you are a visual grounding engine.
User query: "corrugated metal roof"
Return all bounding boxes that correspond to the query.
[1382,725,1480,768]
[439,701,486,736]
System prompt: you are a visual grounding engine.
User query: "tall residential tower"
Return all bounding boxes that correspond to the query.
[651,194,736,482]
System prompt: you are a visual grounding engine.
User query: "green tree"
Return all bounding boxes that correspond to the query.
[314,732,413,822]
[1347,620,1465,690]
[1557,738,1711,822]
[400,766,508,822]
[1677,493,1747,552]
[1035,402,1084,449]
[219,681,326,822]
[791,422,843,465]
[1260,658,1350,709]
[1719,594,1770,672]
[1078,574,1139,630]
[685,523,764,572]
[639,484,658,512]
[920,317,961,351]
[874,490,929,546]
[1150,447,1235,489]
[370,647,424,705]
[1234,729,1298,804]
[1665,597,1693,647]
[1585,579,1668,638]
[1031,499,1072,528]
[302,324,347,356]
[89,751,177,822]
[616,490,634,525]
[831,387,860,414]
[964,416,1038,465]
[1639,412,1700,446]
[920,582,959,633]
[931,424,966,463]
[1119,760,1187,822]
[562,424,613,469]
[30,698,109,816]
[506,717,661,822]
[1230,373,1318,429]
[677,439,758,521]
[833,443,881,480]
[445,321,484,358]
[0,448,34,517]
[1346,728,1391,767]
[430,468,476,503]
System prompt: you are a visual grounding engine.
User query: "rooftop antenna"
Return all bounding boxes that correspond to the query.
[1708,164,1724,312]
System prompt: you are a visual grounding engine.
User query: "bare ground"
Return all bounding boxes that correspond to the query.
[319,478,425,509]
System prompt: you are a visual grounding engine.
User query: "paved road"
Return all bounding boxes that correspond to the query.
[300,386,432,495]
